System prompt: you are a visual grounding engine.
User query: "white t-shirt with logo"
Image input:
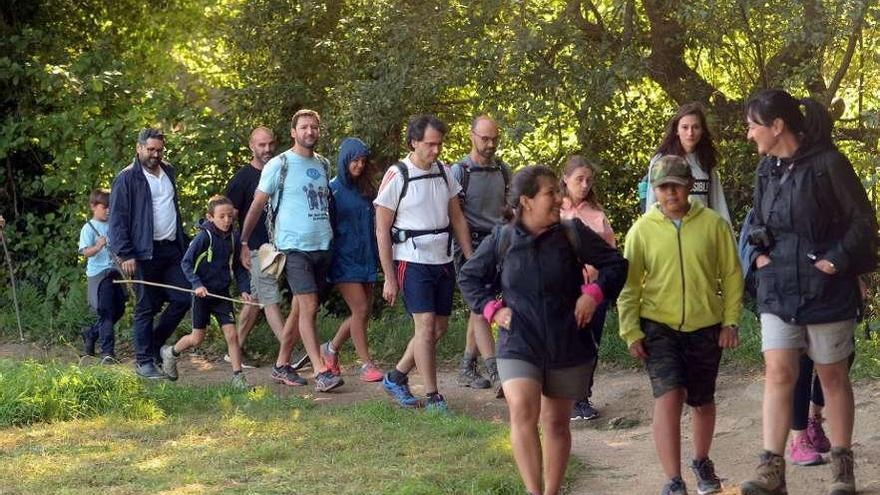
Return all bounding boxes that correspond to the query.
[374,157,461,264]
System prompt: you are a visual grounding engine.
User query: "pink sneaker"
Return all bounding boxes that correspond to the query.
[360,362,384,382]
[789,433,822,466]
[321,342,341,376]
[806,415,831,453]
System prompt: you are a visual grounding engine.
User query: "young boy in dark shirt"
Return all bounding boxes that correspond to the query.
[160,195,252,388]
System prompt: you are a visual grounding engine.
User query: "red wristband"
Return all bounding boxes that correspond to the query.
[581,283,604,305]
[482,299,505,323]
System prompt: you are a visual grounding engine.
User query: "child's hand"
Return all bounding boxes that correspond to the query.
[241,292,253,302]
[96,236,107,249]
[574,293,597,328]
[628,339,648,360]
[718,326,740,349]
[194,287,208,298]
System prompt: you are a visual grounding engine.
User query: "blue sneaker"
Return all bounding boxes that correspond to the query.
[382,373,420,408]
[425,393,449,413]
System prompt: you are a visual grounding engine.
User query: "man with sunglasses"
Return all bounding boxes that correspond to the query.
[451,115,512,395]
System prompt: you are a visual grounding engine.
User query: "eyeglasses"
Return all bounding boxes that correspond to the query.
[472,131,500,145]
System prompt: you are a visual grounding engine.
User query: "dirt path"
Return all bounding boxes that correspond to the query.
[3,342,879,494]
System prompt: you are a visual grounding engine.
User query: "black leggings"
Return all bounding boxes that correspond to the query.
[792,352,855,431]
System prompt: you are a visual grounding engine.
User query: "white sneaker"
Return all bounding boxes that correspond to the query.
[224,354,256,369]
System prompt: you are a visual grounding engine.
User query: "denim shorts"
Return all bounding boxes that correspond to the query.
[396,261,455,316]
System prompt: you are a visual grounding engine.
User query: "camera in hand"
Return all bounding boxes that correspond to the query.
[748,226,775,250]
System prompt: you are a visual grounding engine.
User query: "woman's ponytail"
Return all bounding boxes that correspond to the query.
[800,98,833,149]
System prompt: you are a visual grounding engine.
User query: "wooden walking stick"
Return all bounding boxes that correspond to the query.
[0,224,24,342]
[112,279,264,308]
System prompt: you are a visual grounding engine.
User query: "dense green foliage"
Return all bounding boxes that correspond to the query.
[1,0,879,342]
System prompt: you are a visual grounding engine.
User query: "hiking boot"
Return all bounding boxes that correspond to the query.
[321,342,341,376]
[135,361,166,380]
[99,355,119,366]
[457,357,490,389]
[486,360,504,398]
[383,373,420,408]
[690,457,722,495]
[271,364,307,386]
[425,393,449,413]
[315,370,344,392]
[827,447,856,495]
[660,475,688,495]
[741,451,787,495]
[570,399,599,421]
[159,345,179,381]
[291,351,311,371]
[807,414,831,453]
[359,362,384,382]
[789,433,822,466]
[231,372,250,390]
[224,354,256,369]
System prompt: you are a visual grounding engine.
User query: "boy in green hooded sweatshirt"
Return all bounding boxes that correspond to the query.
[618,155,743,495]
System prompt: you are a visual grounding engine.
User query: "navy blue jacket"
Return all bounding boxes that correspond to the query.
[459,220,628,369]
[109,158,188,260]
[747,145,876,324]
[180,219,250,295]
[328,138,379,283]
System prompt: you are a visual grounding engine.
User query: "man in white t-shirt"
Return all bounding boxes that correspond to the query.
[110,128,190,380]
[240,109,342,393]
[374,114,473,411]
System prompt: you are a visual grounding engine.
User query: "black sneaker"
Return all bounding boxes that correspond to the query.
[135,361,166,380]
[315,370,344,392]
[570,399,599,421]
[691,457,722,495]
[80,327,96,357]
[271,364,307,386]
[291,351,311,371]
[661,476,688,495]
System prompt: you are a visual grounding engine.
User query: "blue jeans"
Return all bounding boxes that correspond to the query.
[85,274,126,356]
[132,240,190,365]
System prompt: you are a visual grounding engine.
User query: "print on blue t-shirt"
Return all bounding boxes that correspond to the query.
[257,149,333,251]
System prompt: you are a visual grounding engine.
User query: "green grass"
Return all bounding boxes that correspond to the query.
[0,359,568,495]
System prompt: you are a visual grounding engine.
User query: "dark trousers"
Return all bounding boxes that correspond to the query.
[133,240,190,365]
[85,276,126,356]
[792,351,855,430]
[583,300,609,399]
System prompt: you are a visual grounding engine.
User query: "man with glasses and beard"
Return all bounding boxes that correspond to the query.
[451,115,511,395]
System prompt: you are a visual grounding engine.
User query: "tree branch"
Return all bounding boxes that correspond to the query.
[763,0,828,93]
[825,0,869,105]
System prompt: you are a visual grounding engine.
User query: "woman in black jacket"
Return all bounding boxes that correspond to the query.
[458,166,627,495]
[741,90,877,495]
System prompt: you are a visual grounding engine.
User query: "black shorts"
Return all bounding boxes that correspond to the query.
[284,249,332,295]
[192,295,235,329]
[641,318,722,407]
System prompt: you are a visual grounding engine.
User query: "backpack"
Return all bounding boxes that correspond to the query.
[389,161,452,253]
[738,209,758,300]
[454,158,511,202]
[494,219,586,277]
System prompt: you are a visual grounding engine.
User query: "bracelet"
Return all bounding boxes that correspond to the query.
[581,283,605,305]
[482,299,505,324]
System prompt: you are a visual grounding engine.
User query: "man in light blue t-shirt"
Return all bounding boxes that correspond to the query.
[240,109,343,393]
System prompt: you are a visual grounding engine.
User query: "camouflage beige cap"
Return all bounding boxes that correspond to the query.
[651,155,693,186]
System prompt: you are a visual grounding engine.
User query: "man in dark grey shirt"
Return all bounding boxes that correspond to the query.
[451,115,511,394]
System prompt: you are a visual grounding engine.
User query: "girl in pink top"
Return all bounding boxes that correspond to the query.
[560,155,617,422]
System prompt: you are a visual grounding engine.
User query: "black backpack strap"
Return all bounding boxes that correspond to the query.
[494,223,514,276]
[561,219,585,266]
